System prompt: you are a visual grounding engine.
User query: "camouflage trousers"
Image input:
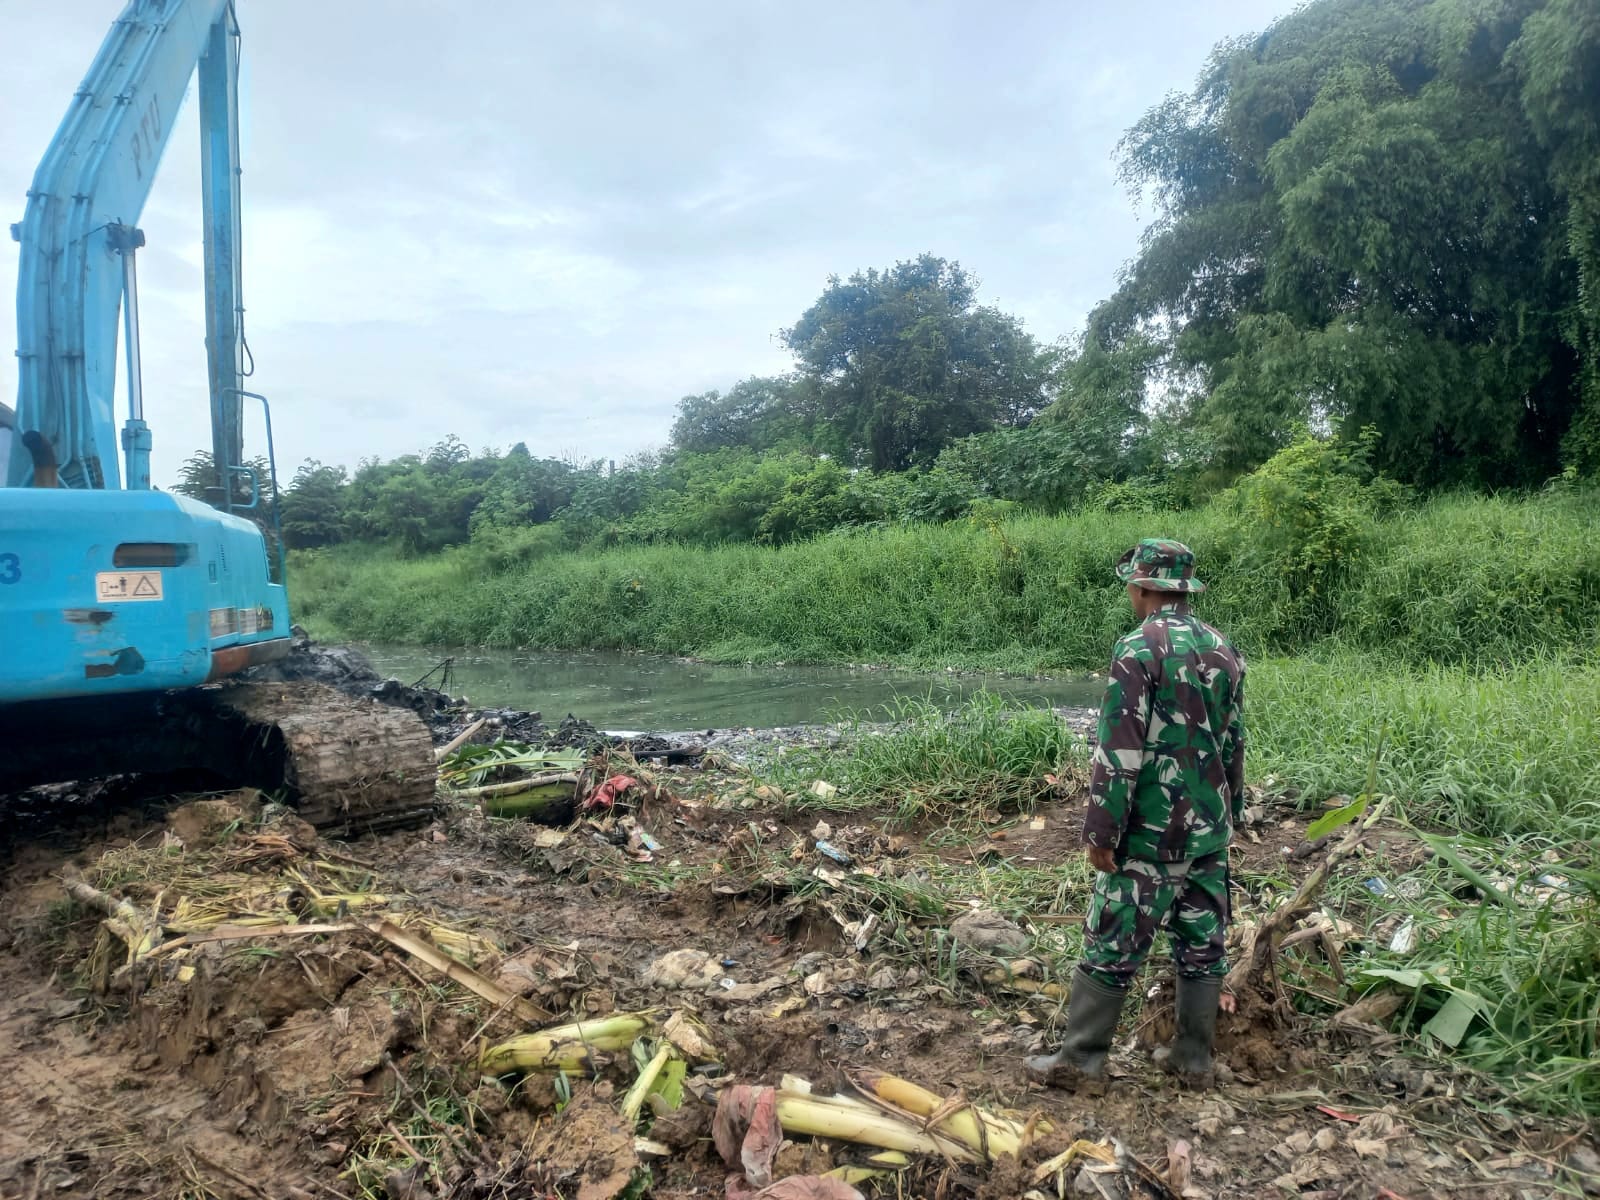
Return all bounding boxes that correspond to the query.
[1080,852,1229,990]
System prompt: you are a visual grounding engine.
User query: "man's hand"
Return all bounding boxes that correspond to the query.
[1087,845,1117,874]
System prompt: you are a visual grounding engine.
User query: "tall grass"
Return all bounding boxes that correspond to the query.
[292,490,1598,672]
[768,653,1600,839]
[1250,655,1600,839]
[766,693,1086,820]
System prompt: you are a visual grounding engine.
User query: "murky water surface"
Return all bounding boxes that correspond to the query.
[359,645,1101,731]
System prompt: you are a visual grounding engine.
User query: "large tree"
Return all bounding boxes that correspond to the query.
[782,254,1047,471]
[280,460,349,549]
[669,375,818,454]
[1078,0,1599,488]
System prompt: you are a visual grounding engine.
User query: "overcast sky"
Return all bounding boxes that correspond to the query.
[0,0,1298,487]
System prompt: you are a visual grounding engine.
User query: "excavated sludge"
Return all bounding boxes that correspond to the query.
[209,681,438,833]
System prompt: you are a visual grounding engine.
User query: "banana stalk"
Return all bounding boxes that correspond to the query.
[852,1070,999,1158]
[775,1090,978,1162]
[826,1150,910,1185]
[854,1068,1042,1161]
[479,1013,653,1076]
[425,924,501,967]
[825,1166,891,1185]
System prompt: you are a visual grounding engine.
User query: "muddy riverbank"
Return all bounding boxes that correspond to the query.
[0,641,1592,1199]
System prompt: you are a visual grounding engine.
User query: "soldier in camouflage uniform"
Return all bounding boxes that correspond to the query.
[1025,539,1245,1090]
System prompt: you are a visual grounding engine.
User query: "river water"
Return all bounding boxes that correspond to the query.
[358,645,1101,732]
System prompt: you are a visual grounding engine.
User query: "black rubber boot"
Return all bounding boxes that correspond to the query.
[1154,974,1221,1087]
[1023,966,1128,1089]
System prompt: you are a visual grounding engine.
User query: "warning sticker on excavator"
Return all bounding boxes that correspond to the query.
[95,570,164,602]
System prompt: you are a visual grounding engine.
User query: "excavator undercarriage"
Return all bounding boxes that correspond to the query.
[0,681,438,835]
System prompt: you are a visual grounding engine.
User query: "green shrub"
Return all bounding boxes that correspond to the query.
[289,473,1599,672]
[1087,477,1178,513]
[1215,429,1402,642]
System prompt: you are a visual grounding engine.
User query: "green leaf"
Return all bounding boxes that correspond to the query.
[619,1166,654,1200]
[1305,794,1369,841]
[630,1036,657,1073]
[1421,835,1516,908]
[1356,966,1444,992]
[1422,990,1489,1049]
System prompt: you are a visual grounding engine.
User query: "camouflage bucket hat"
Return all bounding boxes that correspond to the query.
[1114,538,1206,593]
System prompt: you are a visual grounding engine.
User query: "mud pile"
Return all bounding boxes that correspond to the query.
[250,637,713,763]
[249,633,466,735]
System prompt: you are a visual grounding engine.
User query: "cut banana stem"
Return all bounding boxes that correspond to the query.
[775,1092,978,1162]
[852,1069,1018,1159]
[479,1014,653,1075]
[621,1042,674,1124]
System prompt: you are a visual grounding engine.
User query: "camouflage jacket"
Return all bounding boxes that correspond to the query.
[1082,602,1246,863]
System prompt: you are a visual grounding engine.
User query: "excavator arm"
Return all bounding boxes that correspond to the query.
[8,0,244,495]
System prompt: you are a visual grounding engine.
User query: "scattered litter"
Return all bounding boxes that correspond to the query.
[1167,1138,1193,1195]
[642,948,723,990]
[719,976,787,1003]
[949,909,1029,954]
[1389,917,1418,954]
[714,1084,785,1191]
[816,840,852,866]
[584,773,641,811]
[844,913,879,952]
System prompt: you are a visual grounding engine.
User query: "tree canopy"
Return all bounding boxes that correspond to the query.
[1070,0,1600,488]
[781,254,1049,470]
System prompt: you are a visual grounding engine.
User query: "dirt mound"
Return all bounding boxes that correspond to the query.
[0,772,1586,1200]
[250,638,709,765]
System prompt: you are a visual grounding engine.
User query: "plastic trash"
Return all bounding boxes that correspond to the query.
[815,840,852,866]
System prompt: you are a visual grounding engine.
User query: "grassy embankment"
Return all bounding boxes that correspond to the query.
[292,490,1596,668]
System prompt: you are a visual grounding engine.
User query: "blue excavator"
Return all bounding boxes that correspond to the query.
[0,0,435,829]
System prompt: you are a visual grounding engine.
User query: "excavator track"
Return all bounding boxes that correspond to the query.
[205,681,438,833]
[0,681,438,836]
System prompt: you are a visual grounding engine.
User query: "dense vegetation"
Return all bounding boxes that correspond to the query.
[293,460,1597,667]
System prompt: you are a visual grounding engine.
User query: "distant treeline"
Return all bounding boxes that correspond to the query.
[222,0,1598,556]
